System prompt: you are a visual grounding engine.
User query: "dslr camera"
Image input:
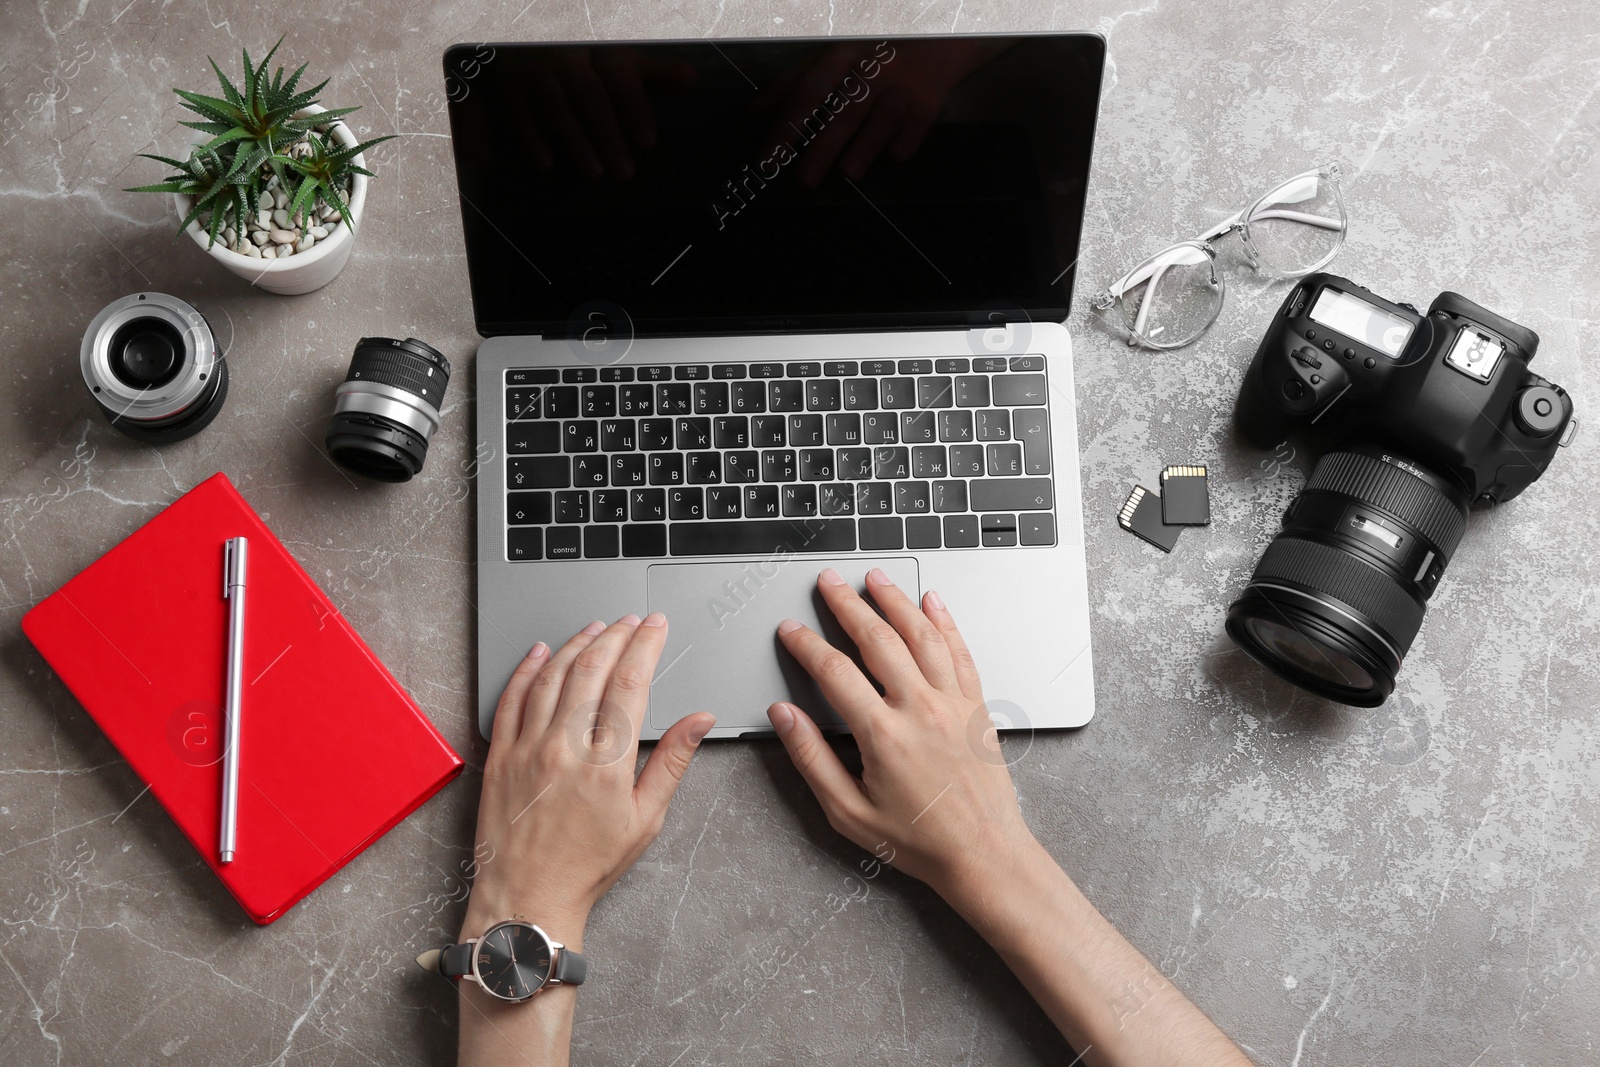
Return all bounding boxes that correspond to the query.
[1227,273,1575,706]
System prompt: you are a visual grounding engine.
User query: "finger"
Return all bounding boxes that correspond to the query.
[603,611,669,748]
[862,567,957,693]
[519,620,605,739]
[634,712,716,826]
[549,614,642,740]
[922,589,983,701]
[492,642,550,747]
[767,702,870,835]
[813,569,927,700]
[775,618,885,732]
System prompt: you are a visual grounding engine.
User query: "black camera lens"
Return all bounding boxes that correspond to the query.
[1225,446,1469,706]
[325,337,451,482]
[80,293,228,444]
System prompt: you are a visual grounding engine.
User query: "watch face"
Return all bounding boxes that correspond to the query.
[474,922,553,1001]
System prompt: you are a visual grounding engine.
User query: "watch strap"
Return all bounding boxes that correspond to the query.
[552,946,587,986]
[440,941,475,979]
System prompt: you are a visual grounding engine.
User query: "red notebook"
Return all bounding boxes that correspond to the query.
[22,472,463,924]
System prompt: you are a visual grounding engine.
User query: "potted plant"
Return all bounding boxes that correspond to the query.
[126,39,393,295]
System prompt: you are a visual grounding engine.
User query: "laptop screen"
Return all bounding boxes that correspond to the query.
[444,34,1105,338]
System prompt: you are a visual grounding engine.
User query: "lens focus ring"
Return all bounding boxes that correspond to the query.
[1250,537,1425,654]
[1305,450,1467,555]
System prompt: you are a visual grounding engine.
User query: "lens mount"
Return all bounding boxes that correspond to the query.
[80,293,227,443]
[325,336,450,482]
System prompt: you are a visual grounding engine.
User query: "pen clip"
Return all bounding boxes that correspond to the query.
[223,539,234,599]
[223,536,247,597]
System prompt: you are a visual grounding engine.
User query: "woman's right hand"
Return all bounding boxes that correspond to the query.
[767,567,1042,899]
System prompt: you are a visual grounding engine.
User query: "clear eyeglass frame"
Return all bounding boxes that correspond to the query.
[1091,163,1348,350]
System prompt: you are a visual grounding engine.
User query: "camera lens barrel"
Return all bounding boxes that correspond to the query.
[325,337,451,482]
[1226,446,1469,706]
[80,293,228,443]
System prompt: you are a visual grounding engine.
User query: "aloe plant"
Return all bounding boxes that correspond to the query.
[278,127,392,225]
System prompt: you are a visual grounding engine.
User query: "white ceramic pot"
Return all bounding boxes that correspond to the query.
[173,104,368,296]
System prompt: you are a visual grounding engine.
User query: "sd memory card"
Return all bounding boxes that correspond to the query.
[1117,485,1182,552]
[1160,464,1210,525]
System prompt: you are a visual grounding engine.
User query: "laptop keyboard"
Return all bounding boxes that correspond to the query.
[502,357,1056,560]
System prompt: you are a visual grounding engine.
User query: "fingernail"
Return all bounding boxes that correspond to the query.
[768,703,796,735]
[640,612,666,628]
[777,618,803,634]
[581,620,606,636]
[818,567,846,586]
[526,641,549,660]
[618,613,641,626]
[867,567,891,585]
[924,589,945,611]
[688,716,716,744]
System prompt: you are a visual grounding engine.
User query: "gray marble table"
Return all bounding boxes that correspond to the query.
[2,1,1596,1064]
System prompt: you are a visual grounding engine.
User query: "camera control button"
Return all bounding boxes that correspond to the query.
[1343,348,1356,359]
[1310,374,1322,385]
[1515,386,1565,437]
[1364,357,1376,369]
[1283,379,1307,401]
[1305,329,1316,340]
[1323,339,1336,351]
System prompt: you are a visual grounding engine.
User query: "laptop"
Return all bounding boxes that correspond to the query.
[444,33,1105,741]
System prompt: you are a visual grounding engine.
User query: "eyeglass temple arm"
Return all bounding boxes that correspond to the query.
[1111,249,1194,341]
[1195,208,1344,242]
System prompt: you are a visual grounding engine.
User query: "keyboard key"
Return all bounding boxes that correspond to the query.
[724,450,760,483]
[1019,512,1055,546]
[638,366,672,382]
[970,477,1053,512]
[917,376,953,408]
[873,446,910,480]
[507,368,559,385]
[986,443,1024,477]
[826,412,862,445]
[1009,355,1044,371]
[955,376,990,407]
[806,379,841,411]
[546,525,583,558]
[936,358,970,373]
[506,387,543,420]
[674,365,710,380]
[507,527,543,560]
[993,374,1047,406]
[949,444,985,477]
[687,452,722,484]
[639,418,674,450]
[545,386,579,419]
[669,487,704,520]
[563,420,599,453]
[572,455,608,487]
[619,384,654,415]
[751,415,786,448]
[838,448,873,480]
[675,416,712,450]
[593,489,628,523]
[555,490,589,523]
[508,456,570,489]
[782,484,818,517]
[900,410,937,443]
[630,488,666,521]
[562,367,597,383]
[751,362,785,379]
[584,525,621,558]
[862,359,896,375]
[581,384,616,417]
[895,481,931,514]
[819,483,855,515]
[1014,408,1051,474]
[600,366,634,382]
[786,361,821,377]
[712,364,746,379]
[599,419,635,452]
[694,380,730,414]
[981,514,1018,547]
[859,516,904,550]
[669,518,856,556]
[508,422,562,454]
[898,358,933,374]
[657,383,692,415]
[939,409,974,443]
[706,485,742,518]
[788,414,825,448]
[744,485,780,518]
[932,480,968,513]
[857,482,894,514]
[761,449,797,482]
[800,448,834,481]
[648,453,684,485]
[974,357,1008,372]
[622,524,668,557]
[976,409,1011,441]
[862,412,899,445]
[506,491,553,525]
[824,361,858,376]
[611,454,646,486]
[731,381,767,413]
[906,515,942,549]
[713,415,749,449]
[768,380,804,412]
[912,445,947,479]
[880,377,916,409]
[843,378,878,410]
[943,514,980,547]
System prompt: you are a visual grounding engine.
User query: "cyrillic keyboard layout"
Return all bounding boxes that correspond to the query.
[503,357,1057,561]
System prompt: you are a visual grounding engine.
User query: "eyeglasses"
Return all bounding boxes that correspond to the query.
[1092,164,1347,349]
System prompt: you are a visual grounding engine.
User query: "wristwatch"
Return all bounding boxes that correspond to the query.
[416,920,587,1002]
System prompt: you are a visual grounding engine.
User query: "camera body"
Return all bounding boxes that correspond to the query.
[1236,273,1574,507]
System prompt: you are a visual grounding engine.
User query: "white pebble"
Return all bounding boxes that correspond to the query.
[317,204,333,220]
[242,242,261,258]
[251,230,271,246]
[324,211,342,224]
[271,208,290,229]
[272,189,288,209]
[269,227,298,245]
[223,226,236,245]
[260,245,277,260]
[295,233,316,253]
[308,225,328,240]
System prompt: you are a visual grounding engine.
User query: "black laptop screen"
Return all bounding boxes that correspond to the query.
[444,35,1105,338]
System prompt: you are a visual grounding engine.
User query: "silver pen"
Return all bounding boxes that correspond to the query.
[220,536,248,864]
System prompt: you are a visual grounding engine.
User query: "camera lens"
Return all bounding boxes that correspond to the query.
[324,337,451,482]
[80,293,228,444]
[1225,446,1469,706]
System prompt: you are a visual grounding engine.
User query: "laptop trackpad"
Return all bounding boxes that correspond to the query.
[646,557,921,734]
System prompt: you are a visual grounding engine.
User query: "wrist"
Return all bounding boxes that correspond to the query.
[931,832,1060,933]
